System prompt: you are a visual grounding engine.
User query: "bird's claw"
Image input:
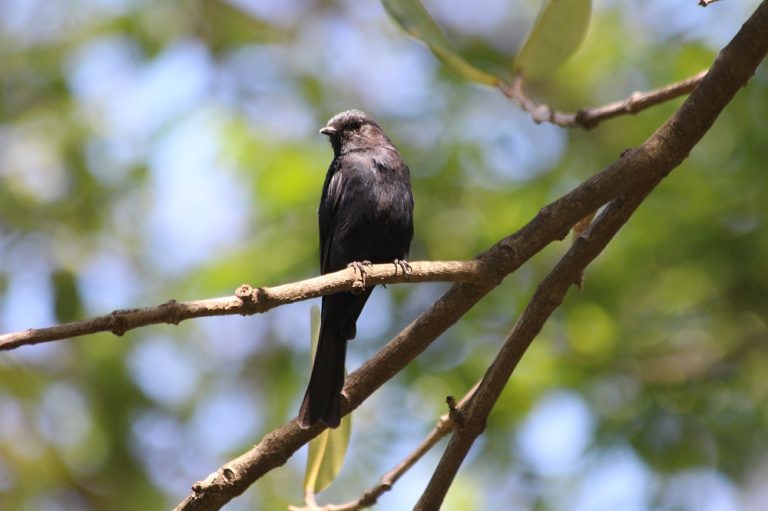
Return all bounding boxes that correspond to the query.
[393,259,412,275]
[347,260,372,271]
[348,260,372,293]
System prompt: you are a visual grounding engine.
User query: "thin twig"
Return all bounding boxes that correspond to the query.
[499,70,708,129]
[699,0,722,6]
[0,261,482,352]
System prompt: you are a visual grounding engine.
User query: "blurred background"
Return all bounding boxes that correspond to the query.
[1,0,767,509]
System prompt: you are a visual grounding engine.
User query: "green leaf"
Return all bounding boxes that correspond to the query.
[381,0,499,85]
[303,306,352,494]
[514,0,592,81]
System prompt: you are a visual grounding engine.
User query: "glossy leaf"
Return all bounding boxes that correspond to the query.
[514,0,592,81]
[303,306,352,494]
[381,0,499,85]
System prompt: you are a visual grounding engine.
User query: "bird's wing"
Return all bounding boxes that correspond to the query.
[319,157,346,275]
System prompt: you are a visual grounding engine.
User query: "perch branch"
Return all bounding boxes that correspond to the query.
[0,261,481,352]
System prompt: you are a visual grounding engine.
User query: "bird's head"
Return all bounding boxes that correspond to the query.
[320,109,393,155]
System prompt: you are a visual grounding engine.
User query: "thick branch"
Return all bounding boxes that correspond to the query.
[0,261,481,351]
[416,1,768,506]
[174,2,768,509]
[500,70,707,129]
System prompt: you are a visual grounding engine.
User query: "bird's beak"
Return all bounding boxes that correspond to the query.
[319,126,337,136]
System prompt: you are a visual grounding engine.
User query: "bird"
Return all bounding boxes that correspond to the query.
[298,110,414,429]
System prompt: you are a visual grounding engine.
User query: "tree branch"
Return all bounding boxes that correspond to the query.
[416,1,768,506]
[499,70,708,129]
[0,261,482,352]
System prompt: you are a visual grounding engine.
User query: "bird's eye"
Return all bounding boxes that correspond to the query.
[350,120,364,130]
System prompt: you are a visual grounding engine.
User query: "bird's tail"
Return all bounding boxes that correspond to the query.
[298,290,373,429]
[298,325,347,428]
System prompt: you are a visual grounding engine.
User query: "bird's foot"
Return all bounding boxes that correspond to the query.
[348,260,373,293]
[393,259,412,276]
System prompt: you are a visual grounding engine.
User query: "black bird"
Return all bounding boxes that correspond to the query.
[299,110,414,428]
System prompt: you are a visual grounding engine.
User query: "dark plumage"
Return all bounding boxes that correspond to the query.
[298,110,414,428]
